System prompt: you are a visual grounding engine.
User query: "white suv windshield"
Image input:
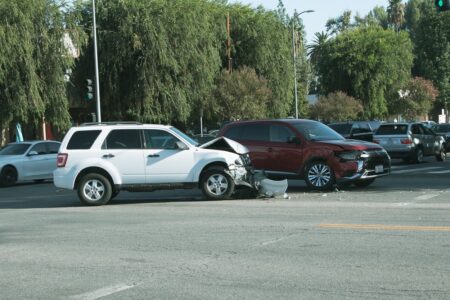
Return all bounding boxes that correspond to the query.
[170,127,199,146]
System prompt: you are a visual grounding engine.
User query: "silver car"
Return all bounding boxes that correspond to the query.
[0,141,61,186]
[373,123,446,163]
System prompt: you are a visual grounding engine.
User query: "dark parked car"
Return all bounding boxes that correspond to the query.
[218,119,391,190]
[327,121,381,142]
[373,122,446,163]
[432,123,450,151]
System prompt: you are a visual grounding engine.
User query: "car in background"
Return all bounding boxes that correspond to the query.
[219,119,390,190]
[432,123,450,151]
[421,121,437,128]
[373,123,446,163]
[327,121,381,142]
[0,141,61,186]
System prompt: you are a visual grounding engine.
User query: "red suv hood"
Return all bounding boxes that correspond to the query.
[317,139,382,151]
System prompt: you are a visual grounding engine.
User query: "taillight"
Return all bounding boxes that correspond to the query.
[401,138,413,144]
[57,153,68,167]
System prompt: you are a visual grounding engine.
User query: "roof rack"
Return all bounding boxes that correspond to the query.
[80,121,143,126]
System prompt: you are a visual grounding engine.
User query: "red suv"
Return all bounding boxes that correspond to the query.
[219,119,391,190]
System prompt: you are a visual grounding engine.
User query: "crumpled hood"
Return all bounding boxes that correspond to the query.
[317,139,382,151]
[199,137,249,155]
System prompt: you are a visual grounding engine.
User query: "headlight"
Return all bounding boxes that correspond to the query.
[234,158,243,166]
[336,151,365,161]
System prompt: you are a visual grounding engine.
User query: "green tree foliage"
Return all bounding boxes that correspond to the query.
[309,91,363,122]
[410,3,450,108]
[211,67,272,121]
[72,0,297,124]
[326,10,352,35]
[389,77,438,120]
[355,6,389,29]
[317,26,413,119]
[387,0,406,31]
[0,0,81,132]
[74,0,223,124]
[229,4,294,118]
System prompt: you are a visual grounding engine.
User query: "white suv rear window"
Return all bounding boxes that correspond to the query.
[67,130,101,150]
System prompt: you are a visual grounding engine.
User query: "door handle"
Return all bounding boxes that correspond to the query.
[147,154,160,158]
[102,154,115,158]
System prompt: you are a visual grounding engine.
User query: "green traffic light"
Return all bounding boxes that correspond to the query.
[438,0,443,7]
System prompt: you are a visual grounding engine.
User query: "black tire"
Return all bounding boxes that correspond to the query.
[353,178,376,187]
[201,167,235,200]
[77,173,112,206]
[436,146,446,162]
[110,190,120,200]
[304,161,335,191]
[413,147,423,164]
[233,187,259,199]
[0,166,18,187]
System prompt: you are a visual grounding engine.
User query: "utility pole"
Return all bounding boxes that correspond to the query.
[227,12,232,74]
[292,10,314,119]
[92,0,102,122]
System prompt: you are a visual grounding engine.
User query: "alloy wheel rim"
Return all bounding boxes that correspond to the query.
[206,174,229,196]
[83,179,105,201]
[308,163,331,187]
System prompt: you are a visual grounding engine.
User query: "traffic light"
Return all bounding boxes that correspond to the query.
[435,0,449,12]
[85,79,94,101]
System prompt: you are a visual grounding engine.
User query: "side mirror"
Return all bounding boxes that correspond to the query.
[175,141,189,150]
[28,151,38,156]
[288,136,301,145]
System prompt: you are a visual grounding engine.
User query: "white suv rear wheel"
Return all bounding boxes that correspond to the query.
[77,173,112,206]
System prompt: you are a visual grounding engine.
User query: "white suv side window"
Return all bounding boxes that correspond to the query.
[103,129,142,149]
[144,129,179,150]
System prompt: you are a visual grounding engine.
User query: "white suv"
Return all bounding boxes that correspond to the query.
[54,122,253,205]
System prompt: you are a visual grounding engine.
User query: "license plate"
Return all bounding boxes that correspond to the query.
[375,165,384,173]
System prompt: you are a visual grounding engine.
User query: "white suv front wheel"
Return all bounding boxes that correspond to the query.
[201,167,235,200]
[77,173,112,206]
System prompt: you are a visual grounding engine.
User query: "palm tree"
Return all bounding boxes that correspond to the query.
[307,31,329,65]
[387,0,405,31]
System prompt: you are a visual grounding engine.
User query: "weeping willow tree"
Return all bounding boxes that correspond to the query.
[73,0,298,126]
[0,0,84,143]
[73,0,223,124]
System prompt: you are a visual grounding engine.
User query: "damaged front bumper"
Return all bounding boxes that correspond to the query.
[337,150,391,183]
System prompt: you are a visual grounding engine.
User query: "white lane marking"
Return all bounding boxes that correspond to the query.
[428,170,450,174]
[414,194,439,201]
[394,202,411,206]
[393,167,442,174]
[70,284,138,300]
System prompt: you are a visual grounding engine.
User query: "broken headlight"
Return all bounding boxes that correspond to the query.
[336,151,369,161]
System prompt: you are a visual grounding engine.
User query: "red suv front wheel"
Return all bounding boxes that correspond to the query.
[304,161,335,191]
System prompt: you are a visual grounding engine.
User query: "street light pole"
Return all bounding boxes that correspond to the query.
[292,9,314,119]
[92,0,102,122]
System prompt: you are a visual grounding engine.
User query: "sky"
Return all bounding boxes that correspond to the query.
[230,0,390,42]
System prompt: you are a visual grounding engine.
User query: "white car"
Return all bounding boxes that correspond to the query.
[54,122,253,206]
[0,141,61,186]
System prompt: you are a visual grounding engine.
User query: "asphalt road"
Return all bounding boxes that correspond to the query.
[1,157,450,299]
